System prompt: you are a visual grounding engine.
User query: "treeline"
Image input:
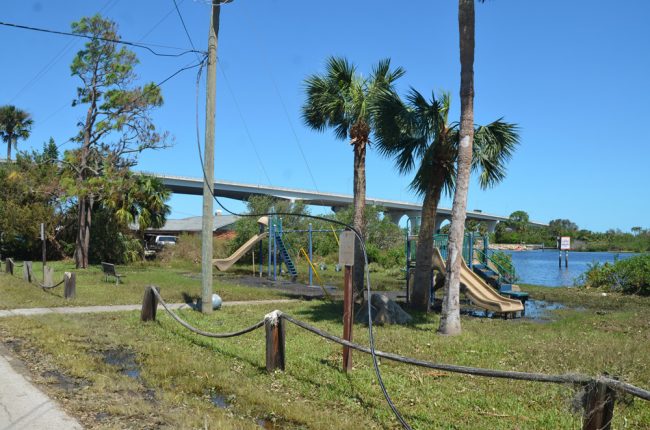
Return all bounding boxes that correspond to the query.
[0,144,170,264]
[492,210,650,253]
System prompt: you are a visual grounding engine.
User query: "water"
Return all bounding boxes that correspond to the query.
[498,250,637,287]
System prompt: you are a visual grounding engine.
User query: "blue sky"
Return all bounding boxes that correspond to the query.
[1,0,649,232]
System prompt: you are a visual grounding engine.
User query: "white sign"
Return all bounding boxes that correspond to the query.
[338,231,355,266]
[560,236,571,250]
[40,223,44,241]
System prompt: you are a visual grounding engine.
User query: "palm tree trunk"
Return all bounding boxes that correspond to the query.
[352,140,366,299]
[439,0,475,336]
[6,136,13,161]
[411,177,444,311]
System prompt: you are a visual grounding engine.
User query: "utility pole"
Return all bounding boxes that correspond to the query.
[201,0,222,313]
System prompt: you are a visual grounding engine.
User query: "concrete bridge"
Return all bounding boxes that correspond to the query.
[151,173,547,233]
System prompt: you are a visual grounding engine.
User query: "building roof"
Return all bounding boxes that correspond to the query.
[131,215,239,233]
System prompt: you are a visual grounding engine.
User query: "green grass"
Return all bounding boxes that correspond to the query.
[0,260,286,309]
[0,288,649,429]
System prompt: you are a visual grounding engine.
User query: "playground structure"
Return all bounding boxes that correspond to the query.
[405,228,528,316]
[213,215,342,286]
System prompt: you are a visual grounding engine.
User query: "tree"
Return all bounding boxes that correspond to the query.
[0,105,33,161]
[65,15,167,268]
[374,88,518,311]
[0,143,63,259]
[302,56,404,297]
[548,218,578,236]
[440,0,484,335]
[508,210,530,232]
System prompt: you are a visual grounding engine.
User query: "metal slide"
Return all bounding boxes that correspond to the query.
[213,232,268,271]
[432,248,524,314]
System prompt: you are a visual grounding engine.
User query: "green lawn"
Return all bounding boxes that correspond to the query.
[0,260,286,309]
[0,285,648,429]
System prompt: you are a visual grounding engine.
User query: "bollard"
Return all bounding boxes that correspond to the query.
[264,310,285,372]
[583,380,615,430]
[141,286,159,322]
[23,261,33,283]
[44,266,54,288]
[5,258,13,275]
[64,272,76,299]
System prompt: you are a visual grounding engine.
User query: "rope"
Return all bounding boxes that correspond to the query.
[151,288,265,338]
[38,279,66,290]
[282,313,609,386]
[599,376,650,401]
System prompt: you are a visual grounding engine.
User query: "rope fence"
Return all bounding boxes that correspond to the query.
[3,258,76,299]
[142,286,650,429]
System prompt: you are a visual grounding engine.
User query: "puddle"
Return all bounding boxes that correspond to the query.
[209,392,230,409]
[102,348,141,379]
[523,299,566,320]
[462,299,568,321]
[42,369,89,392]
[256,418,285,429]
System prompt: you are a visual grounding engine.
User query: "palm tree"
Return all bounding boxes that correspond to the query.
[302,56,404,297]
[374,88,518,312]
[441,0,484,335]
[111,174,171,259]
[0,105,33,161]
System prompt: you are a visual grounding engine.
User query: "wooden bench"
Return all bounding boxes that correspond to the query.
[101,262,124,285]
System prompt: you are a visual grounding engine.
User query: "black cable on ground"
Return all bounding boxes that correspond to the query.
[152,288,265,338]
[191,60,414,429]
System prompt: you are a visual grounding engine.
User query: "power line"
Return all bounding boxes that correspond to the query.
[172,0,198,53]
[239,2,322,196]
[8,0,121,104]
[0,20,204,57]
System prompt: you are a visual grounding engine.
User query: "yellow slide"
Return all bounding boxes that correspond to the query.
[432,248,524,314]
[213,217,269,271]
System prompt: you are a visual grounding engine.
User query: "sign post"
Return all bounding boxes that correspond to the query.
[559,236,570,268]
[339,230,355,373]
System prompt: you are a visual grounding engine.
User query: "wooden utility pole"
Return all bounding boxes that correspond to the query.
[201,0,221,313]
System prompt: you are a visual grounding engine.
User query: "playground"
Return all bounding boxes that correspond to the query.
[213,216,530,318]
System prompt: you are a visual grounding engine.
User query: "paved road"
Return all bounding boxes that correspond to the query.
[0,344,82,430]
[0,299,295,318]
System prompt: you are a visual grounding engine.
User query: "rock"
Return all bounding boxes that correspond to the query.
[356,293,412,326]
[196,293,223,310]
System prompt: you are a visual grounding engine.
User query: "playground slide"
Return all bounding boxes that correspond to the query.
[432,248,524,314]
[213,232,268,271]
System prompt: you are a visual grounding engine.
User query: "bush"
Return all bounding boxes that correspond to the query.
[577,254,650,295]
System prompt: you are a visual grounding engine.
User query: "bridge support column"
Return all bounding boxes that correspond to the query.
[486,220,498,234]
[435,216,450,234]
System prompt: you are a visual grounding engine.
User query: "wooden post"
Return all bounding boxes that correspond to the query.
[5,258,13,275]
[264,310,285,372]
[64,272,76,299]
[583,380,615,430]
[141,286,159,322]
[44,266,54,288]
[23,261,33,283]
[565,250,569,268]
[342,264,354,372]
[41,223,46,281]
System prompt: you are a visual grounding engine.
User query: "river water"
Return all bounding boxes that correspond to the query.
[497,250,637,287]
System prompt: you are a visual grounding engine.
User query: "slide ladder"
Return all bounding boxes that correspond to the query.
[472,250,529,303]
[274,233,298,280]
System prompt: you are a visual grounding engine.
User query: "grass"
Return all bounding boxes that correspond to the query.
[0,260,286,309]
[0,285,649,429]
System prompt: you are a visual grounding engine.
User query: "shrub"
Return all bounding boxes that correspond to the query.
[577,254,650,295]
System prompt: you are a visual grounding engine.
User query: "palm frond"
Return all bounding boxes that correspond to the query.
[471,119,520,189]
